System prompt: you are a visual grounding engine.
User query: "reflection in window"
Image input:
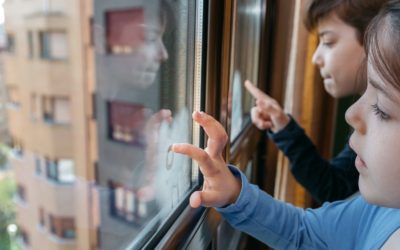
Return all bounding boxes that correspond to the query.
[106,8,145,54]
[46,158,75,183]
[94,0,198,248]
[108,101,146,146]
[49,215,76,239]
[39,31,68,60]
[230,0,262,142]
[109,180,157,225]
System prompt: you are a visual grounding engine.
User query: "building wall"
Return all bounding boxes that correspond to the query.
[3,0,94,249]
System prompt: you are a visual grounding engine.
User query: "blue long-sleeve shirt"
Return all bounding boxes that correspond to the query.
[217,167,400,249]
[269,117,359,203]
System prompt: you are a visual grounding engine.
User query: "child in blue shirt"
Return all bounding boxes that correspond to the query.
[172,1,400,248]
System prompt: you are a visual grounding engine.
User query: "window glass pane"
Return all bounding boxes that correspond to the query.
[230,0,262,142]
[53,98,71,124]
[94,1,197,248]
[58,159,75,183]
[50,32,68,59]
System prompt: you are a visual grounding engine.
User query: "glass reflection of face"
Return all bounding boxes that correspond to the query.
[115,15,169,89]
[312,13,366,98]
[346,19,400,207]
[132,21,169,88]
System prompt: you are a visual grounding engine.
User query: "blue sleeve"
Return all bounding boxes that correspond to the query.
[269,117,359,203]
[216,167,364,249]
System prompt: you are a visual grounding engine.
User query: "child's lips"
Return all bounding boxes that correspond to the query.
[355,155,367,170]
[349,140,367,170]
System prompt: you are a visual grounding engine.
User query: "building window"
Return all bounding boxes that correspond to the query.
[27,31,34,58]
[105,9,144,54]
[39,208,45,226]
[109,180,156,224]
[35,156,42,175]
[39,31,68,60]
[6,86,21,109]
[6,33,16,54]
[46,158,75,183]
[10,137,23,158]
[49,215,76,239]
[19,227,30,246]
[17,184,26,202]
[107,101,146,146]
[31,94,41,120]
[42,96,71,125]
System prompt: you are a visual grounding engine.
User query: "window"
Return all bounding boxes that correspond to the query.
[229,0,263,142]
[17,184,26,202]
[27,31,34,58]
[6,33,16,54]
[42,96,71,124]
[39,208,45,226]
[49,215,76,239]
[31,94,41,120]
[10,137,24,158]
[107,101,146,146]
[94,1,201,248]
[46,158,75,183]
[39,31,68,60]
[19,227,30,246]
[109,180,156,224]
[105,9,145,54]
[35,156,42,175]
[6,86,21,108]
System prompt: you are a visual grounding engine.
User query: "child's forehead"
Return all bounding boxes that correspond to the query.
[317,12,352,31]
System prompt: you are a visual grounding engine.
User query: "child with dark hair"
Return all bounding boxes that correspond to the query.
[244,0,387,203]
[172,2,400,248]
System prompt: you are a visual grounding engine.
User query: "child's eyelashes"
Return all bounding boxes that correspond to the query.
[371,103,390,121]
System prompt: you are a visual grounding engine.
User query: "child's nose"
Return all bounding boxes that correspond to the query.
[311,47,323,67]
[345,99,367,135]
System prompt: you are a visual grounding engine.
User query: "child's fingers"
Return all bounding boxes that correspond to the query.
[190,191,203,208]
[244,80,275,103]
[256,99,283,118]
[192,111,228,158]
[171,143,217,177]
[251,107,273,130]
[189,190,225,208]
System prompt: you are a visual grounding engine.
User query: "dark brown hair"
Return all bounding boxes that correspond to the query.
[365,0,400,91]
[304,0,387,44]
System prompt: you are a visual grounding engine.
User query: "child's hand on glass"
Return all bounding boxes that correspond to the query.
[171,111,241,208]
[244,80,290,133]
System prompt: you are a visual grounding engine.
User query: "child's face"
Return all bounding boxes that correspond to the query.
[346,63,400,208]
[312,13,366,98]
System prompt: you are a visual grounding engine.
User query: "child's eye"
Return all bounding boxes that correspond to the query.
[320,40,334,47]
[371,103,391,121]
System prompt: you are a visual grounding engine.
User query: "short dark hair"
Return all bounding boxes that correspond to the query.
[304,0,387,44]
[365,0,400,92]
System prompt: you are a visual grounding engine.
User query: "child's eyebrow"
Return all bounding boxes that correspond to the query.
[368,77,396,102]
